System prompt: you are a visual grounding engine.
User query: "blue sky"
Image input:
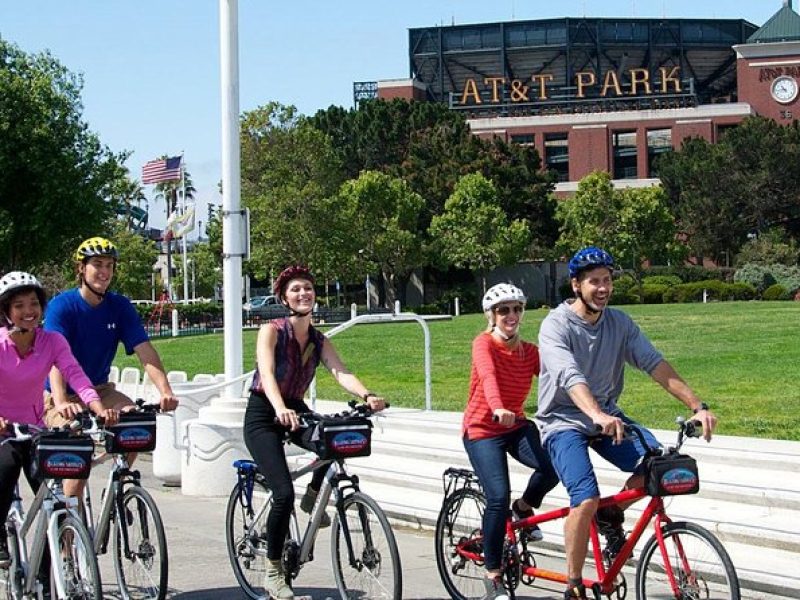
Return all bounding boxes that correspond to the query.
[0,1,786,232]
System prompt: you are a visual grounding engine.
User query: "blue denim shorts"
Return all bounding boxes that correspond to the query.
[544,417,660,507]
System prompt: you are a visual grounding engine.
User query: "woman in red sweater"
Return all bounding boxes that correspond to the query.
[462,283,559,599]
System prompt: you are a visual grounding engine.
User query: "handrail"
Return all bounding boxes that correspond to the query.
[309,312,433,411]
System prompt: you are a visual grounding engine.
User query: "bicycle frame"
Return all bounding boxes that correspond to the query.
[5,479,83,599]
[455,484,684,597]
[82,451,144,558]
[235,454,361,574]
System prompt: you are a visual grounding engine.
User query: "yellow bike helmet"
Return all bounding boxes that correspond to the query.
[74,237,119,262]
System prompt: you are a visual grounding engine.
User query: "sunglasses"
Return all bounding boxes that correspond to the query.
[494,305,524,316]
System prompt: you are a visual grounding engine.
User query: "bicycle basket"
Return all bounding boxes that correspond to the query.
[32,432,94,480]
[105,411,157,453]
[304,415,373,460]
[644,452,699,496]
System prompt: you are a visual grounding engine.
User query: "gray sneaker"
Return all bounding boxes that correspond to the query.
[264,560,294,599]
[482,576,509,600]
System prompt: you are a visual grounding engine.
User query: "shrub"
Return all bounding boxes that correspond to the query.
[641,284,668,304]
[663,280,755,303]
[412,303,442,315]
[734,263,776,294]
[770,264,800,295]
[642,265,732,283]
[762,284,790,301]
[726,282,756,300]
[642,275,682,287]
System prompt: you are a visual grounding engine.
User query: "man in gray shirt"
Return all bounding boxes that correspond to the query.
[536,246,717,600]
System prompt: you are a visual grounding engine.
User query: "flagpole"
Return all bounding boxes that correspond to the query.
[220,0,243,393]
[180,152,189,303]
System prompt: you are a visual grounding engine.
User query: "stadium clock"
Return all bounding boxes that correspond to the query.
[771,75,799,104]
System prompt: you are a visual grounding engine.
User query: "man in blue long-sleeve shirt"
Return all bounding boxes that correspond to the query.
[536,246,718,600]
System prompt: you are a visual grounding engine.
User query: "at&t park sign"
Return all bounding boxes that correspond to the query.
[452,66,696,114]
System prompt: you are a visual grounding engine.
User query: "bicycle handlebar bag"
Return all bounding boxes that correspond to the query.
[105,411,157,453]
[304,415,373,460]
[644,452,699,496]
[33,432,94,480]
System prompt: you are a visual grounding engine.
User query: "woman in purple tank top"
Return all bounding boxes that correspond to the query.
[243,265,386,600]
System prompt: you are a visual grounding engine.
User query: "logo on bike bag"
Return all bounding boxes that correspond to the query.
[659,468,698,494]
[330,431,369,455]
[44,452,88,477]
[116,427,155,450]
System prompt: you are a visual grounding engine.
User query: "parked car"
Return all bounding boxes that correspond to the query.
[243,295,287,319]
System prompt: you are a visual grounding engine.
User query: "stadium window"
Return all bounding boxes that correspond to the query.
[647,129,672,177]
[511,133,535,146]
[544,132,569,182]
[612,130,638,179]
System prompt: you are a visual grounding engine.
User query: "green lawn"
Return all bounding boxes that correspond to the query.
[114,302,800,440]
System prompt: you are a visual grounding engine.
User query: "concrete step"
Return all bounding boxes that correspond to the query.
[291,467,800,600]
[303,401,800,598]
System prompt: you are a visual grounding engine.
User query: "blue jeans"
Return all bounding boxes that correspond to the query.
[545,416,661,507]
[463,423,558,570]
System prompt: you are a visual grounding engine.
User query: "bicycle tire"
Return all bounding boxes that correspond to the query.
[226,478,272,600]
[54,514,102,600]
[434,487,488,600]
[636,520,740,600]
[112,486,169,600]
[331,491,402,600]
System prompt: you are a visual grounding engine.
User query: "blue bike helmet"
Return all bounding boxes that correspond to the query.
[568,246,615,279]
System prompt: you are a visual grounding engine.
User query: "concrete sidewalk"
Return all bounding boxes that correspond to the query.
[45,401,800,599]
[100,453,793,599]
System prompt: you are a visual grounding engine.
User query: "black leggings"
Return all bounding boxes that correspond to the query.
[243,394,326,561]
[0,440,41,525]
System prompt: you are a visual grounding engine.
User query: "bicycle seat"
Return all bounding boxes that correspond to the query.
[233,459,258,472]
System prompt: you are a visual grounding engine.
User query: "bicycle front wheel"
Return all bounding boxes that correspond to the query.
[434,487,487,600]
[636,521,740,600]
[54,514,102,600]
[226,478,272,599]
[112,487,168,600]
[331,492,402,600]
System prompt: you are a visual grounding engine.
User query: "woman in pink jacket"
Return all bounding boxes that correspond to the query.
[0,271,111,566]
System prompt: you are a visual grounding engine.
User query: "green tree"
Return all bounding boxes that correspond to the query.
[429,173,530,292]
[556,171,685,279]
[312,99,557,251]
[109,221,158,300]
[240,102,352,284]
[336,171,426,305]
[658,117,800,264]
[0,39,129,269]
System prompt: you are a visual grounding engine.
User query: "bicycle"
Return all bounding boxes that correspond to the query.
[0,421,102,599]
[435,417,740,600]
[225,401,402,600]
[77,402,168,600]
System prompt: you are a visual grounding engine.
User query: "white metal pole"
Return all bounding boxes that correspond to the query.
[181,156,189,303]
[220,0,243,396]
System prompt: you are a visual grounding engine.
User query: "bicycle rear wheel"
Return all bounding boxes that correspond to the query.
[226,479,272,599]
[331,492,402,600]
[636,521,740,600]
[112,486,168,600]
[54,514,102,600]
[434,487,487,600]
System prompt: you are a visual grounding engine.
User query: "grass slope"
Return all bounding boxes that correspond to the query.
[114,302,800,439]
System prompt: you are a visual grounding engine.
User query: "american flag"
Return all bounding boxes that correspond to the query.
[142,156,182,184]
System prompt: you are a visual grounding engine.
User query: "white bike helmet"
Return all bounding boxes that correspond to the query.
[0,271,46,327]
[0,271,43,298]
[482,283,527,312]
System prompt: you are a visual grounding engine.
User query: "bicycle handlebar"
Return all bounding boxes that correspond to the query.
[273,399,389,429]
[595,418,702,454]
